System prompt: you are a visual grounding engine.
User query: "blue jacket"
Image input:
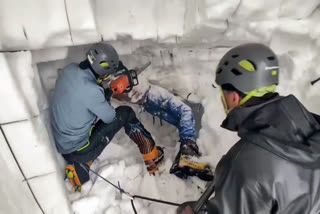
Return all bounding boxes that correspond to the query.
[51,64,115,154]
[142,86,196,140]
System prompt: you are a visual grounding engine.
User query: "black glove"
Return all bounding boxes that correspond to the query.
[179,138,201,156]
[104,88,113,102]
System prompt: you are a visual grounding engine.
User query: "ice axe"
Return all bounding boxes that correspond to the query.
[192,179,215,213]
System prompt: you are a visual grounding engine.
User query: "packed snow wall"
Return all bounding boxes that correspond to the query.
[0,0,320,213]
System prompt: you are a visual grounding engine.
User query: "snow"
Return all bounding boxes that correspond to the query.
[95,0,186,42]
[205,0,240,21]
[0,1,320,214]
[0,128,43,214]
[0,0,72,51]
[28,172,71,214]
[0,51,43,124]
[1,118,58,178]
[279,0,320,19]
[65,0,101,45]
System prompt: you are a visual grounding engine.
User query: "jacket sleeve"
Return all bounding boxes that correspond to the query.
[85,86,116,123]
[312,113,320,124]
[206,155,271,214]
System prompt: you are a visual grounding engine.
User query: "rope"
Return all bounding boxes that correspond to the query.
[79,163,133,199]
[81,163,122,191]
[79,163,181,214]
[131,200,138,214]
[130,195,180,214]
[133,195,180,206]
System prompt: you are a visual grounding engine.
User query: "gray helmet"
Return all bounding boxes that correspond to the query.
[215,43,279,93]
[86,43,119,76]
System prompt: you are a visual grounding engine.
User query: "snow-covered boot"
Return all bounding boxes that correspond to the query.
[170,139,213,181]
[65,161,92,191]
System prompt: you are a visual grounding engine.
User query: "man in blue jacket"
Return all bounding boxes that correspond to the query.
[51,43,163,191]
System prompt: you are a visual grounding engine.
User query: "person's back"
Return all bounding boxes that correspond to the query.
[51,63,115,154]
[207,94,320,213]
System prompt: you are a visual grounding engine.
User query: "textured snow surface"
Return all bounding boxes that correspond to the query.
[1,0,320,214]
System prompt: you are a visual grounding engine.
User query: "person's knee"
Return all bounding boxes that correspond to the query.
[115,106,136,122]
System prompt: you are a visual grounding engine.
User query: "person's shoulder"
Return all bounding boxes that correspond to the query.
[62,63,79,71]
[81,80,104,103]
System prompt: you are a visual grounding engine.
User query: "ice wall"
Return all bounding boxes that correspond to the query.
[0,52,71,213]
[0,0,320,213]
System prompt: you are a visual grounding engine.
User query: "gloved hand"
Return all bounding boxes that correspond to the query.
[170,138,214,181]
[104,88,113,102]
[180,138,201,156]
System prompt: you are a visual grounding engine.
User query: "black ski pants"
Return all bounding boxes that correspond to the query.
[62,106,150,164]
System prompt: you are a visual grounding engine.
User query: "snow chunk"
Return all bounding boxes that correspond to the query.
[279,0,320,19]
[72,196,100,214]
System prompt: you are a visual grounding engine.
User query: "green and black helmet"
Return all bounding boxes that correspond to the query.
[215,43,279,94]
[86,43,119,77]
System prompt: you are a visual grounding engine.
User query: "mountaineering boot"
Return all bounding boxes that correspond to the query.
[143,146,164,174]
[170,139,214,181]
[127,122,164,174]
[65,161,92,191]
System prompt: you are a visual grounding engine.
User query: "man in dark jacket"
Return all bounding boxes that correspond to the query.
[178,43,320,213]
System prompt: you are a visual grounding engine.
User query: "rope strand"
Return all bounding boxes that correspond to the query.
[133,195,180,206]
[78,162,181,214]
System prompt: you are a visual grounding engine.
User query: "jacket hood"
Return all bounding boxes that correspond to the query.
[222,95,320,168]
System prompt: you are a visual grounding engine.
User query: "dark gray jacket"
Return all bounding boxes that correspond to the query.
[207,95,320,214]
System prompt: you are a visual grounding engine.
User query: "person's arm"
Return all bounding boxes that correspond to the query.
[206,155,271,214]
[177,151,272,214]
[207,180,271,213]
[85,86,116,123]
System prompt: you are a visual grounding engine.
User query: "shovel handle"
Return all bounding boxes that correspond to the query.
[193,179,215,213]
[311,77,320,85]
